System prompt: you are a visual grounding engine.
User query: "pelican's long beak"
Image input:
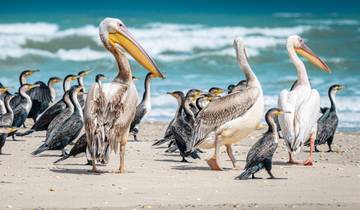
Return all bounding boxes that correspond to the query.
[295,43,331,73]
[108,26,165,79]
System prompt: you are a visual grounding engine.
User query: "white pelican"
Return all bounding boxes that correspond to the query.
[190,37,264,170]
[84,18,164,173]
[278,35,330,166]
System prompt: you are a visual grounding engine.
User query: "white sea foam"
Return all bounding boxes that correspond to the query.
[55,47,109,61]
[273,13,312,18]
[0,22,314,62]
[295,19,359,26]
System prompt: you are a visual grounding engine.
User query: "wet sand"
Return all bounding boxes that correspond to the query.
[0,121,359,210]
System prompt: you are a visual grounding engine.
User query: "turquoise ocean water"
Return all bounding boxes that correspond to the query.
[0,0,359,131]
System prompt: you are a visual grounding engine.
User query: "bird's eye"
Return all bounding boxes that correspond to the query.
[118,23,123,27]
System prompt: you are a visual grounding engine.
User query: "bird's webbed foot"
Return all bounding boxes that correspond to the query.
[206,157,222,171]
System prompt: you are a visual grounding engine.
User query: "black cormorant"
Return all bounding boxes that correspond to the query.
[236,108,286,180]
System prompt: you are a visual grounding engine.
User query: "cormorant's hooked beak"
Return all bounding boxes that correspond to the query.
[0,87,8,93]
[0,127,17,134]
[337,85,344,91]
[275,110,291,116]
[108,25,165,79]
[25,69,40,76]
[71,76,80,81]
[294,42,331,73]
[54,78,63,83]
[80,70,92,77]
[28,84,40,90]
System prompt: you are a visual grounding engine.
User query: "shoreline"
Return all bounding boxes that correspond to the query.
[0,121,359,209]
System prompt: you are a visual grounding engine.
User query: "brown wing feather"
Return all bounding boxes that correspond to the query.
[85,83,107,162]
[193,87,259,146]
[103,84,136,153]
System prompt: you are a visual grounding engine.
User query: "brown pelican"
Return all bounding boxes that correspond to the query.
[130,73,155,141]
[16,74,78,136]
[84,18,164,173]
[305,84,343,152]
[190,37,264,170]
[27,77,62,123]
[236,108,287,180]
[278,35,330,166]
[32,86,83,156]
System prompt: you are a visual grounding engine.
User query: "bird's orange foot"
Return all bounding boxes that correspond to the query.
[303,159,313,166]
[206,158,222,171]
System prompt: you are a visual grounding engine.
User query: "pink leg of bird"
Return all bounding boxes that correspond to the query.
[206,134,222,171]
[303,133,314,166]
[287,152,302,164]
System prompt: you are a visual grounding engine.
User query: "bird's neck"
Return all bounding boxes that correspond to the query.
[113,49,132,84]
[63,80,71,92]
[19,88,31,102]
[288,44,310,88]
[174,96,184,119]
[71,93,83,119]
[265,114,278,135]
[64,95,74,113]
[183,98,195,121]
[77,77,85,91]
[329,90,337,112]
[0,101,5,114]
[5,96,13,115]
[141,75,151,105]
[235,47,258,86]
[48,82,56,102]
[20,75,27,86]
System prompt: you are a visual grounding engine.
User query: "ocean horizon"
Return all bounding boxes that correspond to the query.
[0,1,359,131]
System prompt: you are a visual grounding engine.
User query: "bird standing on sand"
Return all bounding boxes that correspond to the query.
[17,74,78,136]
[305,84,343,152]
[84,18,164,173]
[130,73,155,141]
[32,86,83,156]
[54,74,107,164]
[167,90,201,162]
[236,108,288,180]
[189,37,264,170]
[0,87,15,154]
[27,77,62,123]
[11,84,40,140]
[278,35,331,166]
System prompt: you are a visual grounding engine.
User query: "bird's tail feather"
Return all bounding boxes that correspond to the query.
[16,129,35,136]
[165,145,178,153]
[235,163,263,180]
[32,144,48,155]
[53,154,70,164]
[152,137,171,146]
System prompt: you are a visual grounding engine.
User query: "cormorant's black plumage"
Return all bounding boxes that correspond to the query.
[305,84,342,152]
[236,108,282,180]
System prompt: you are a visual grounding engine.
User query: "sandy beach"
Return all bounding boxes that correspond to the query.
[0,121,359,210]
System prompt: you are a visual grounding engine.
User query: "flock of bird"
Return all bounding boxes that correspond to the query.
[0,18,343,180]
